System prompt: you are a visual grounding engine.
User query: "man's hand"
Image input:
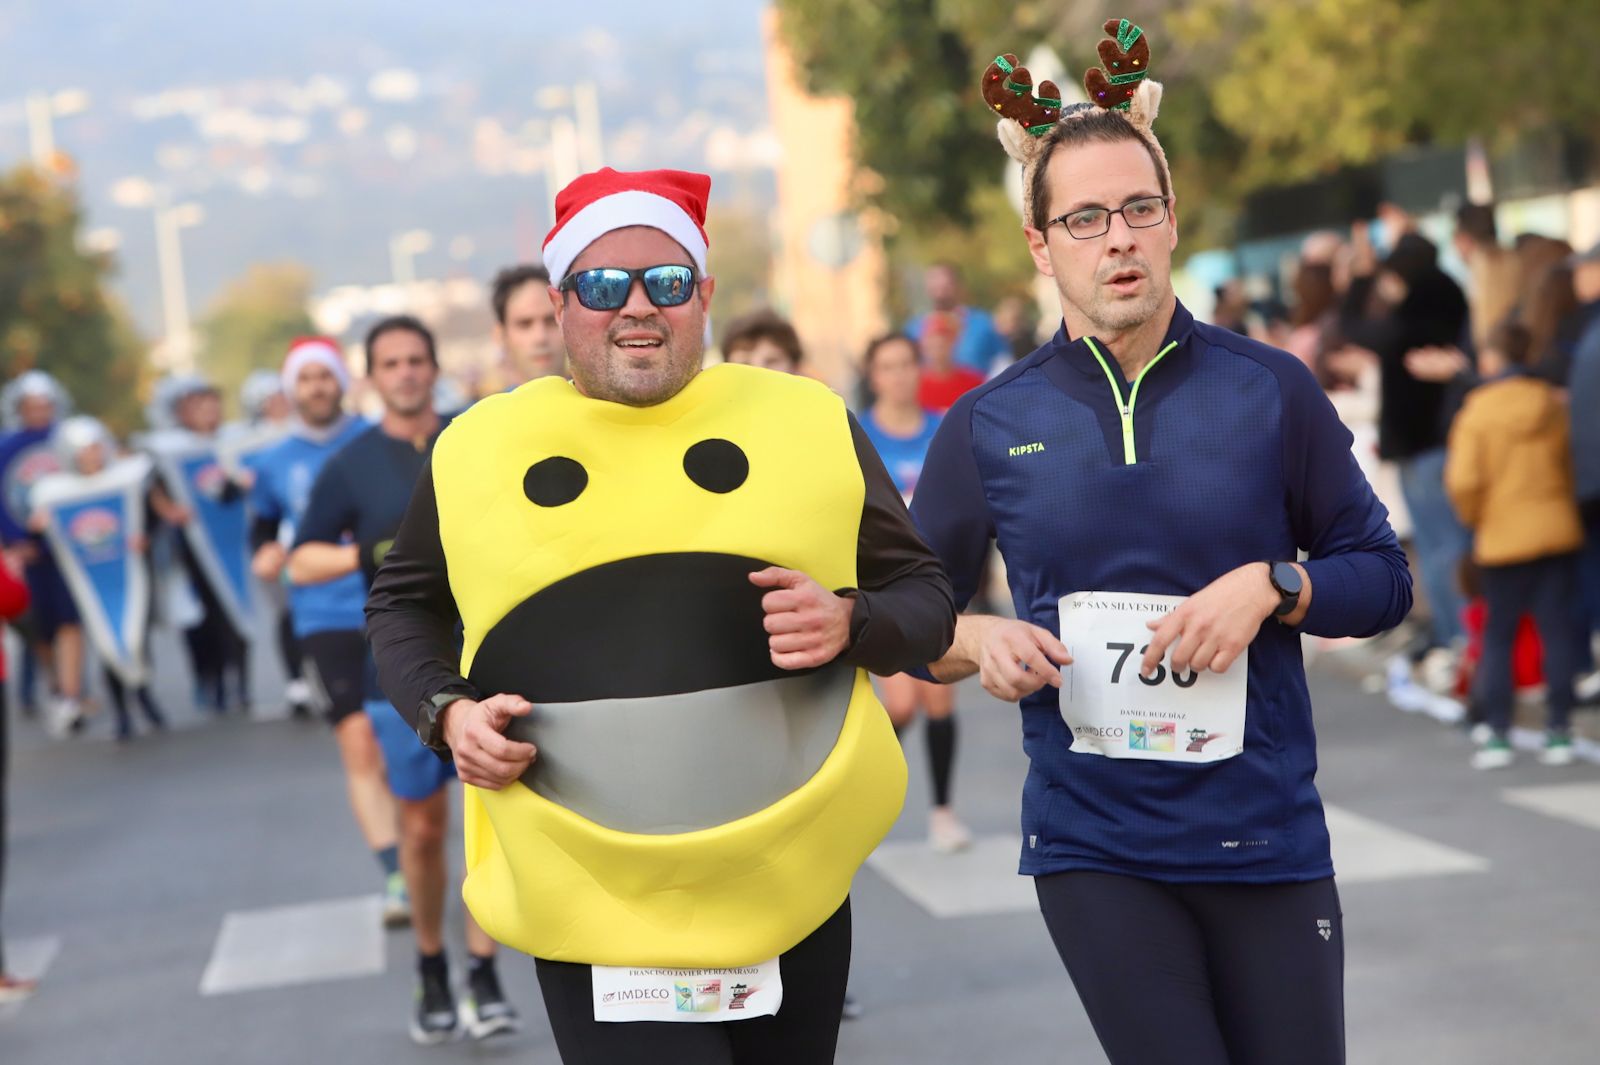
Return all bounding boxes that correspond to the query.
[1323,345,1377,384]
[252,542,287,582]
[1404,345,1471,382]
[1141,563,1299,678]
[749,566,853,670]
[964,615,1073,702]
[441,694,537,790]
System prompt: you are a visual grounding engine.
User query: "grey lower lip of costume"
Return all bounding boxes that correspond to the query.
[502,663,853,835]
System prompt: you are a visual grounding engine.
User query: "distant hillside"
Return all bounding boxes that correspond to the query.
[0,1,775,335]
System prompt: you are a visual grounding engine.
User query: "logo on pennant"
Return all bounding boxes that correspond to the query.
[68,507,120,548]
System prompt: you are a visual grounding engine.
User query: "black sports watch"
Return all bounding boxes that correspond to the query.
[418,688,475,754]
[1265,561,1304,618]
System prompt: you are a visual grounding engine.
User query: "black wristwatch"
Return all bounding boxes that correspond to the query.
[418,688,475,754]
[1264,561,1304,618]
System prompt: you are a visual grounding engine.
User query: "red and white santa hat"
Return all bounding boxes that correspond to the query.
[282,335,350,395]
[542,167,711,284]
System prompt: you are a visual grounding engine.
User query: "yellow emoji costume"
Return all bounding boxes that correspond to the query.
[430,362,908,967]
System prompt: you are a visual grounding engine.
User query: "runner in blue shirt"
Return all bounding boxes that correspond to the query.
[907,264,1012,376]
[910,38,1411,1065]
[857,334,970,853]
[288,316,519,1044]
[248,337,406,926]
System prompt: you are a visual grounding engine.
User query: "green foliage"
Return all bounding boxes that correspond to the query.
[197,262,315,416]
[0,165,147,436]
[775,0,997,227]
[706,205,776,324]
[776,0,1600,261]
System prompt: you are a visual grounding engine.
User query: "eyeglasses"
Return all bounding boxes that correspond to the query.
[558,265,698,311]
[1047,195,1169,240]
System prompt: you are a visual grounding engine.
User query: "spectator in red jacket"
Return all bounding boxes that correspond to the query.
[917,312,985,414]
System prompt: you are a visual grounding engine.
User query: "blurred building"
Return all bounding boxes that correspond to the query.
[762,9,888,390]
[310,276,497,403]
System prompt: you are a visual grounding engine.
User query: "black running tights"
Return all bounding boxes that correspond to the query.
[1036,871,1345,1065]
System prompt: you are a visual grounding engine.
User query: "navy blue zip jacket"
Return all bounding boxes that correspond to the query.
[910,299,1411,882]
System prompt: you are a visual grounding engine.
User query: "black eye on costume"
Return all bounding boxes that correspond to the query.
[683,439,748,494]
[524,456,588,507]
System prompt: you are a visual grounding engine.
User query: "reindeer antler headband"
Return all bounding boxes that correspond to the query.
[982,18,1168,223]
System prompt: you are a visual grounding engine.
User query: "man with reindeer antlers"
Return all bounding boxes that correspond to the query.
[908,19,1411,1064]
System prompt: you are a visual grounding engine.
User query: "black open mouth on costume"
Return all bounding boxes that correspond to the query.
[467,552,805,703]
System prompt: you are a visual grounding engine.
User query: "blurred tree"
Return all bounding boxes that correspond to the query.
[0,164,147,435]
[197,262,315,415]
[777,0,1600,256]
[1177,0,1600,188]
[773,0,1241,274]
[775,0,996,228]
[705,206,775,327]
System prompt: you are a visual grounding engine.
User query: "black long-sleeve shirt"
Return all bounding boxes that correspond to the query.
[367,411,956,735]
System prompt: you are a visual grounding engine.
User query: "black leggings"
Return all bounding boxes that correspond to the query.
[534,899,851,1065]
[104,668,166,735]
[1036,871,1344,1065]
[276,608,303,681]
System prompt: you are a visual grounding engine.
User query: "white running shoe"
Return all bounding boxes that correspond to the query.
[1386,656,1430,713]
[1575,670,1600,705]
[928,808,973,853]
[1418,646,1460,694]
[1471,737,1514,771]
[44,696,81,739]
[1540,734,1576,767]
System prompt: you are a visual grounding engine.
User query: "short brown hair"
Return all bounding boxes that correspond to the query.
[1455,203,1498,245]
[490,264,550,325]
[364,314,437,375]
[1027,110,1171,231]
[862,332,920,372]
[1486,320,1532,367]
[721,309,802,368]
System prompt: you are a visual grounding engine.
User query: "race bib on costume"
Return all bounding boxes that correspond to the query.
[591,959,782,1023]
[1058,591,1246,763]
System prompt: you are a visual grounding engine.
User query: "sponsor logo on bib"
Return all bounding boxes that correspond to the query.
[674,979,721,1013]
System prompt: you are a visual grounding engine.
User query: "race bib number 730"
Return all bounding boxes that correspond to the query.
[1057,591,1246,763]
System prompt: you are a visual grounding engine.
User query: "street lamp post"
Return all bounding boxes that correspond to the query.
[18,89,89,168]
[537,82,603,197]
[154,191,205,372]
[113,178,204,372]
[389,229,434,288]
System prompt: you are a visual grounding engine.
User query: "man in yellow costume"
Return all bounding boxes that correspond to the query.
[366,166,956,1063]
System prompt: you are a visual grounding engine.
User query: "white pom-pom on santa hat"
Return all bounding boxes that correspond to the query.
[542,167,712,284]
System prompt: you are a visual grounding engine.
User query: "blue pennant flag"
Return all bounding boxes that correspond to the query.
[143,429,254,639]
[32,456,154,685]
